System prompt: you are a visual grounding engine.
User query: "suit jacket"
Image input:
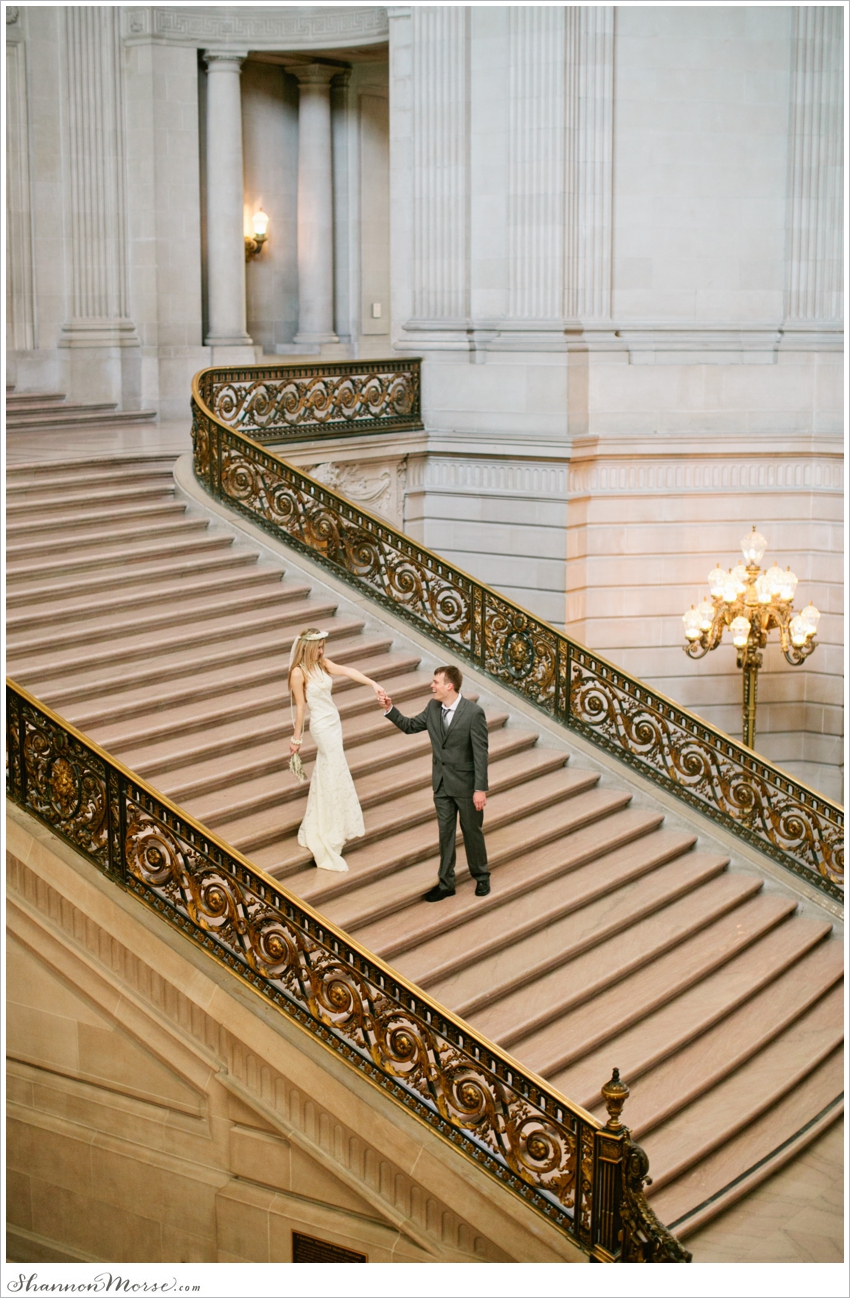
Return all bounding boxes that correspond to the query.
[386,695,489,797]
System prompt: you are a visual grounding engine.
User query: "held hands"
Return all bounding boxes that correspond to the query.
[473,791,487,812]
[376,687,392,710]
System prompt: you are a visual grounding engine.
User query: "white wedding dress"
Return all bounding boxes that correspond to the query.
[297,670,364,872]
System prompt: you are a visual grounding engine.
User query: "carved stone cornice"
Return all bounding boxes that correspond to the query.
[122,6,389,49]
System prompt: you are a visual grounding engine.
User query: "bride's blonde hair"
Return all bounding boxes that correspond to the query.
[288,627,330,686]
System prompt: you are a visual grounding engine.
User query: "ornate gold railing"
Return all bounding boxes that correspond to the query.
[5,678,689,1263]
[192,365,844,903]
[198,357,422,444]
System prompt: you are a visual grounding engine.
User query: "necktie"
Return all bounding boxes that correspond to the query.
[441,705,450,736]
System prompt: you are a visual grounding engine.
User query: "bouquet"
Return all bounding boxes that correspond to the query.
[289,751,307,783]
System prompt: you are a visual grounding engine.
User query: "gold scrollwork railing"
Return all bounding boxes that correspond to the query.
[197,357,422,445]
[191,368,843,903]
[5,678,689,1263]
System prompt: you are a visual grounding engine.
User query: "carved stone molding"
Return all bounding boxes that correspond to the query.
[409,457,567,500]
[568,456,844,497]
[122,6,389,48]
[307,457,407,527]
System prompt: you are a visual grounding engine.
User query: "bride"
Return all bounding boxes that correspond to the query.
[288,628,384,873]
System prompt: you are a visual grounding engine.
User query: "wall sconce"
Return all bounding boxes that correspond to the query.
[245,209,269,261]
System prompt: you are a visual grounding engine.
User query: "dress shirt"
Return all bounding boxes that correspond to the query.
[440,693,462,727]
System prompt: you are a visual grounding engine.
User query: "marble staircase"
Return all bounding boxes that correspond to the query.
[5,454,843,1246]
[5,385,157,431]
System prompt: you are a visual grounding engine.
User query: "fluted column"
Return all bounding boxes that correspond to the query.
[203,50,252,346]
[294,63,338,345]
[564,5,614,322]
[411,6,469,324]
[507,6,566,320]
[785,6,843,322]
[59,6,140,402]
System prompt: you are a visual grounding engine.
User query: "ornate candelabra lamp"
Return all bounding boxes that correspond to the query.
[682,527,820,750]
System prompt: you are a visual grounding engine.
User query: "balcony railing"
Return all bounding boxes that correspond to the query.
[198,357,422,444]
[191,362,844,904]
[6,677,690,1263]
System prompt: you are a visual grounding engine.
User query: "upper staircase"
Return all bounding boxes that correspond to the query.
[5,453,843,1246]
[5,385,156,431]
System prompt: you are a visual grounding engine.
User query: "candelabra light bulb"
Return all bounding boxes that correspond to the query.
[708,565,725,597]
[789,614,809,648]
[741,527,767,566]
[731,615,751,647]
[778,566,798,601]
[800,602,821,632]
[682,606,702,640]
[697,598,715,630]
[252,209,270,238]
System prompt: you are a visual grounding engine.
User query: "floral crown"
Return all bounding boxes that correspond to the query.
[299,630,328,642]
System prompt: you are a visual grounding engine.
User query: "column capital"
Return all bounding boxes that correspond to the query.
[293,62,338,87]
[203,49,248,71]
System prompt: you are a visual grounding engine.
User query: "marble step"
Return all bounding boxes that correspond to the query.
[227,740,568,861]
[24,614,366,708]
[6,560,287,631]
[103,659,428,758]
[57,633,394,731]
[7,514,212,565]
[168,707,510,816]
[274,782,626,905]
[557,913,836,1112]
[201,722,545,845]
[7,593,339,679]
[6,546,264,612]
[6,497,188,539]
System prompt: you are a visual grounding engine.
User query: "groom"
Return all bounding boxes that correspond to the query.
[377,665,490,902]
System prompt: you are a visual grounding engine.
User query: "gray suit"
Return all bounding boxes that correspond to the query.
[385,695,489,890]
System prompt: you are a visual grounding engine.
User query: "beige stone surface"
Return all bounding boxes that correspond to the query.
[686,1118,844,1263]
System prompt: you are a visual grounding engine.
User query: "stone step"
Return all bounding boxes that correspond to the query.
[98,657,425,759]
[6,497,188,540]
[25,614,366,709]
[557,913,836,1113]
[6,528,237,584]
[6,461,175,495]
[202,722,545,844]
[8,593,339,680]
[6,561,287,631]
[7,514,211,565]
[57,633,394,732]
[7,407,157,429]
[120,669,435,776]
[5,390,67,406]
[6,546,263,612]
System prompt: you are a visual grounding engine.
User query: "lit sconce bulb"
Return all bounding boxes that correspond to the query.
[800,602,821,633]
[730,615,751,647]
[682,606,703,641]
[707,565,725,597]
[252,209,270,238]
[740,526,767,566]
[778,566,798,601]
[789,615,809,648]
[755,573,772,604]
[765,562,784,596]
[697,599,715,630]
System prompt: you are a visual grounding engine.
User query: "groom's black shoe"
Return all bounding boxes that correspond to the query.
[423,884,455,903]
[475,879,491,897]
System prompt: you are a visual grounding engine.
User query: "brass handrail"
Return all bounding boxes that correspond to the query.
[196,357,422,444]
[191,364,844,902]
[5,676,690,1263]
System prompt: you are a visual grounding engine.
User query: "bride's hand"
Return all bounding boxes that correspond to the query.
[289,736,302,755]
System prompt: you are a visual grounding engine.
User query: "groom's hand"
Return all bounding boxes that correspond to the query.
[377,689,392,710]
[473,791,487,812]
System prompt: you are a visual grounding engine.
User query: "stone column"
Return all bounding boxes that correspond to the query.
[203,49,253,349]
[59,6,141,406]
[785,6,843,323]
[294,63,338,346]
